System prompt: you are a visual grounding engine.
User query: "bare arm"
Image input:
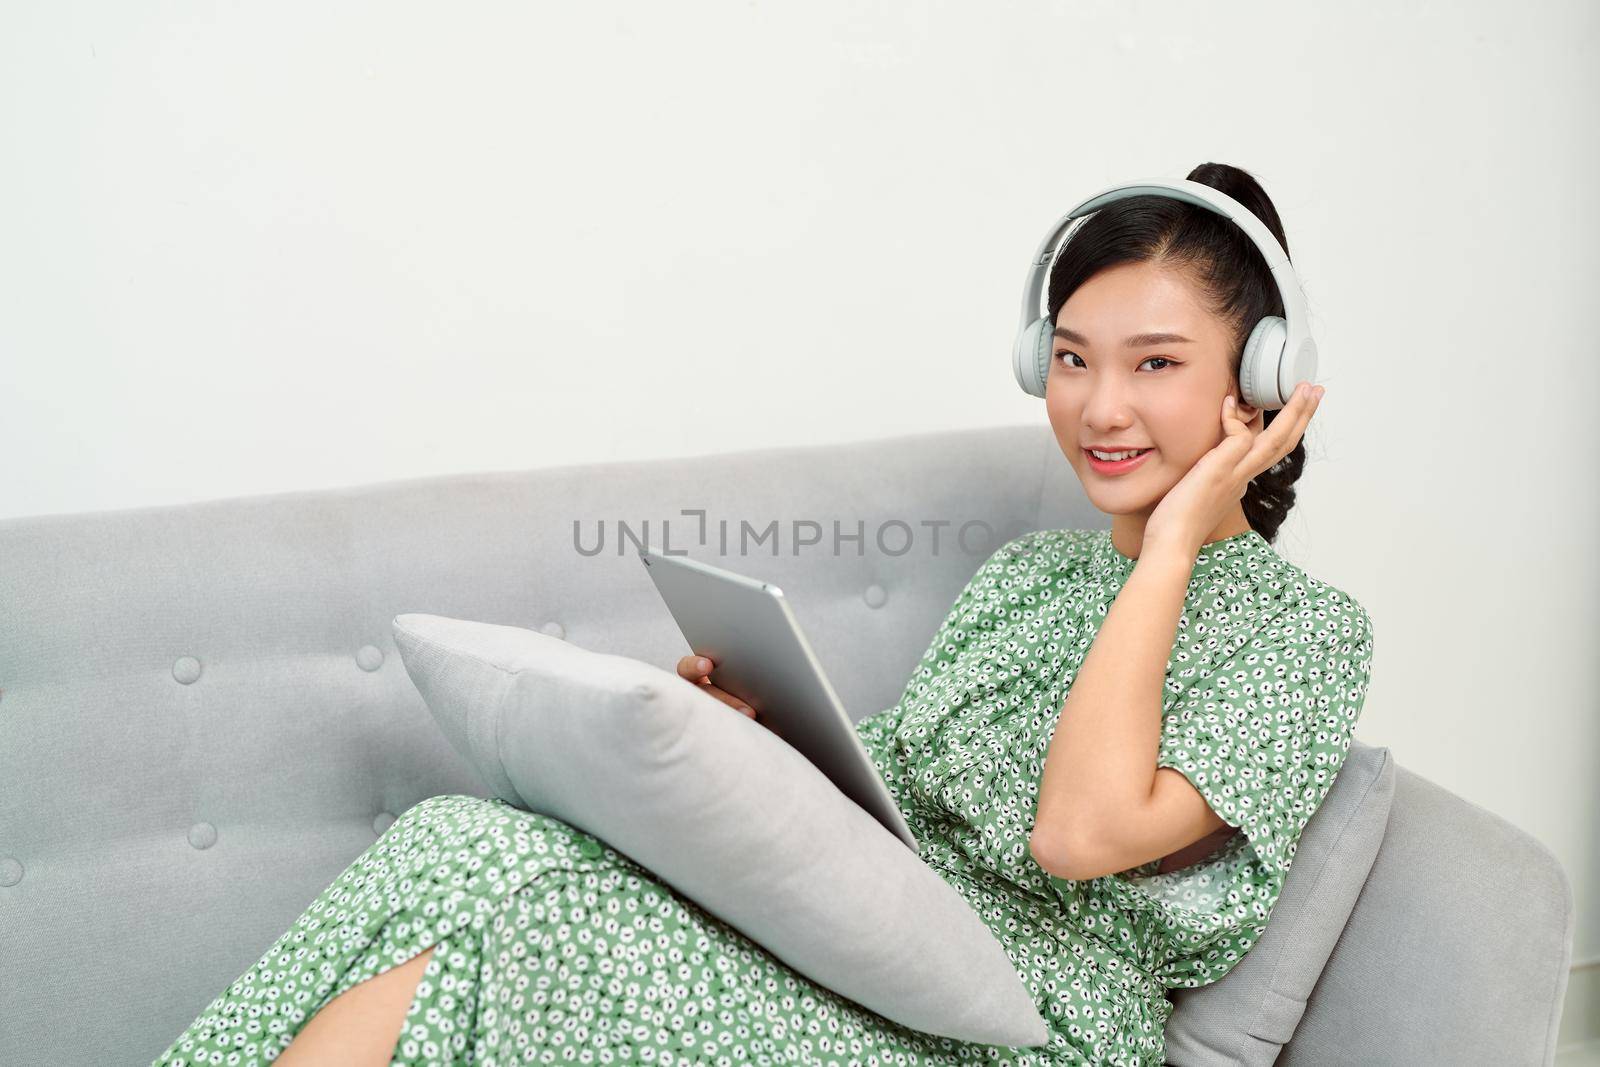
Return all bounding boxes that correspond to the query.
[1028,543,1231,882]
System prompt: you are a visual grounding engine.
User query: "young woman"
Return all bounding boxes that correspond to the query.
[152,162,1374,1067]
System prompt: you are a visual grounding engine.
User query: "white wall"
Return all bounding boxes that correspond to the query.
[3,0,1596,1008]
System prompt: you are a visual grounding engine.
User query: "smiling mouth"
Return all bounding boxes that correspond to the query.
[1082,447,1156,474]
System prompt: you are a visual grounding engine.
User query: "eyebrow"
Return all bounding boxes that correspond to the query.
[1052,326,1196,347]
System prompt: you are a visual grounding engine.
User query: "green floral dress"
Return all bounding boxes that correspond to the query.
[151,527,1374,1067]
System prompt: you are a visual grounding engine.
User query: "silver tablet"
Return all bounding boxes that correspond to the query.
[638,542,921,855]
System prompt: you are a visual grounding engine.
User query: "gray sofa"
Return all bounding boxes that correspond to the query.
[0,423,1575,1065]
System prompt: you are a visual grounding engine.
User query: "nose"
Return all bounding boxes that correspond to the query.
[1080,382,1137,431]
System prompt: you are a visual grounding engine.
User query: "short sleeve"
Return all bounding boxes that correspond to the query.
[1156,598,1376,881]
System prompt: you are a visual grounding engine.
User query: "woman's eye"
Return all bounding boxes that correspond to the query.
[1053,352,1176,371]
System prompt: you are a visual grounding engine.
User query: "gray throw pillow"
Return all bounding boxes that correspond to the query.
[1163,741,1396,1065]
[391,612,1049,1048]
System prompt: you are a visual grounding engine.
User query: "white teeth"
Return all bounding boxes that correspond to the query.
[1090,448,1150,462]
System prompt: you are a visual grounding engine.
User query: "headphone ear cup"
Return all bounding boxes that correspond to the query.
[1238,316,1288,410]
[1012,318,1051,398]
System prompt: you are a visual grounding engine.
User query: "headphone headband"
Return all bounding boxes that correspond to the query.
[1014,177,1317,408]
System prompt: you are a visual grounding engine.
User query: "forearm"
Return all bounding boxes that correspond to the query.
[1032,542,1195,848]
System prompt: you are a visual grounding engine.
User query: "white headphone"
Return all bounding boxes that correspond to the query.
[1012,177,1317,411]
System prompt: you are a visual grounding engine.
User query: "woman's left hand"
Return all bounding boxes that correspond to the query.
[1142,380,1325,558]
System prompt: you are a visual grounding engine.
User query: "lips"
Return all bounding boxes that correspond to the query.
[1082,447,1155,475]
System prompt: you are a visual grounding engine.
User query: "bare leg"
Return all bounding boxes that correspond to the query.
[274,945,437,1066]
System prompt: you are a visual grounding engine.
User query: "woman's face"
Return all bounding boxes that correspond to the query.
[1044,259,1255,518]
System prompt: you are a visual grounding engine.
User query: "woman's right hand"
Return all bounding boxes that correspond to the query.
[675,654,759,722]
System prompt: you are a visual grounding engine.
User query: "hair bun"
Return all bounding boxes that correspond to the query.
[1185,162,1289,258]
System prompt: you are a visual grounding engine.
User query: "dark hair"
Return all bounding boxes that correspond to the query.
[1046,162,1305,544]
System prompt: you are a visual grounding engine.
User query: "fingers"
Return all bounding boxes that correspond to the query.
[675,655,759,719]
[705,684,758,719]
[1279,380,1324,450]
[1222,395,1254,436]
[1251,380,1324,471]
[676,654,710,680]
